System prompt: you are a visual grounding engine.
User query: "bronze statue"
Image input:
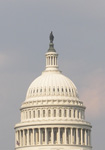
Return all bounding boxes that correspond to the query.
[49,31,54,43]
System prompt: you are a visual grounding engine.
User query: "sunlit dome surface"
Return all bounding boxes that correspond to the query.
[26,70,79,101]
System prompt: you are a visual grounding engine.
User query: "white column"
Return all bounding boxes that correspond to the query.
[58,128,60,144]
[32,129,35,145]
[76,128,79,145]
[39,128,41,145]
[81,129,83,145]
[45,128,47,144]
[52,128,54,144]
[65,128,67,144]
[23,130,25,146]
[27,129,29,146]
[71,128,73,144]
[19,130,21,146]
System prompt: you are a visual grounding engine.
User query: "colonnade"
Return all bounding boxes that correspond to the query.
[46,54,57,66]
[16,127,91,147]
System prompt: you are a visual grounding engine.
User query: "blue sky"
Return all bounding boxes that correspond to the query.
[0,0,105,149]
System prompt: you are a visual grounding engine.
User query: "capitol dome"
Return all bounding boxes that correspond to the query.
[15,32,92,150]
[26,32,79,102]
[26,69,79,101]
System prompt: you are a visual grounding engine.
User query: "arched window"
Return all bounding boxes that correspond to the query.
[29,111,31,118]
[33,111,35,118]
[59,109,61,117]
[64,110,67,117]
[74,110,75,118]
[48,110,51,117]
[43,110,45,117]
[38,110,40,118]
[62,88,63,92]
[53,88,55,92]
[54,110,56,117]
[69,110,71,117]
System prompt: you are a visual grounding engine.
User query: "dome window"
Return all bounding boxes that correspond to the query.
[61,88,63,92]
[53,88,55,92]
[65,89,67,92]
[64,110,67,117]
[69,110,71,117]
[74,110,76,118]
[43,110,45,117]
[59,109,61,117]
[29,111,31,118]
[40,89,42,92]
[57,88,59,92]
[54,110,56,117]
[69,89,71,93]
[38,110,40,118]
[33,111,35,118]
[48,110,51,117]
[72,89,74,96]
[37,89,38,93]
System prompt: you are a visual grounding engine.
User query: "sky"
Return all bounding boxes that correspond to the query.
[0,0,105,149]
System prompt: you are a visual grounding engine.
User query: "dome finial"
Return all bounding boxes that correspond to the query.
[49,31,54,43]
